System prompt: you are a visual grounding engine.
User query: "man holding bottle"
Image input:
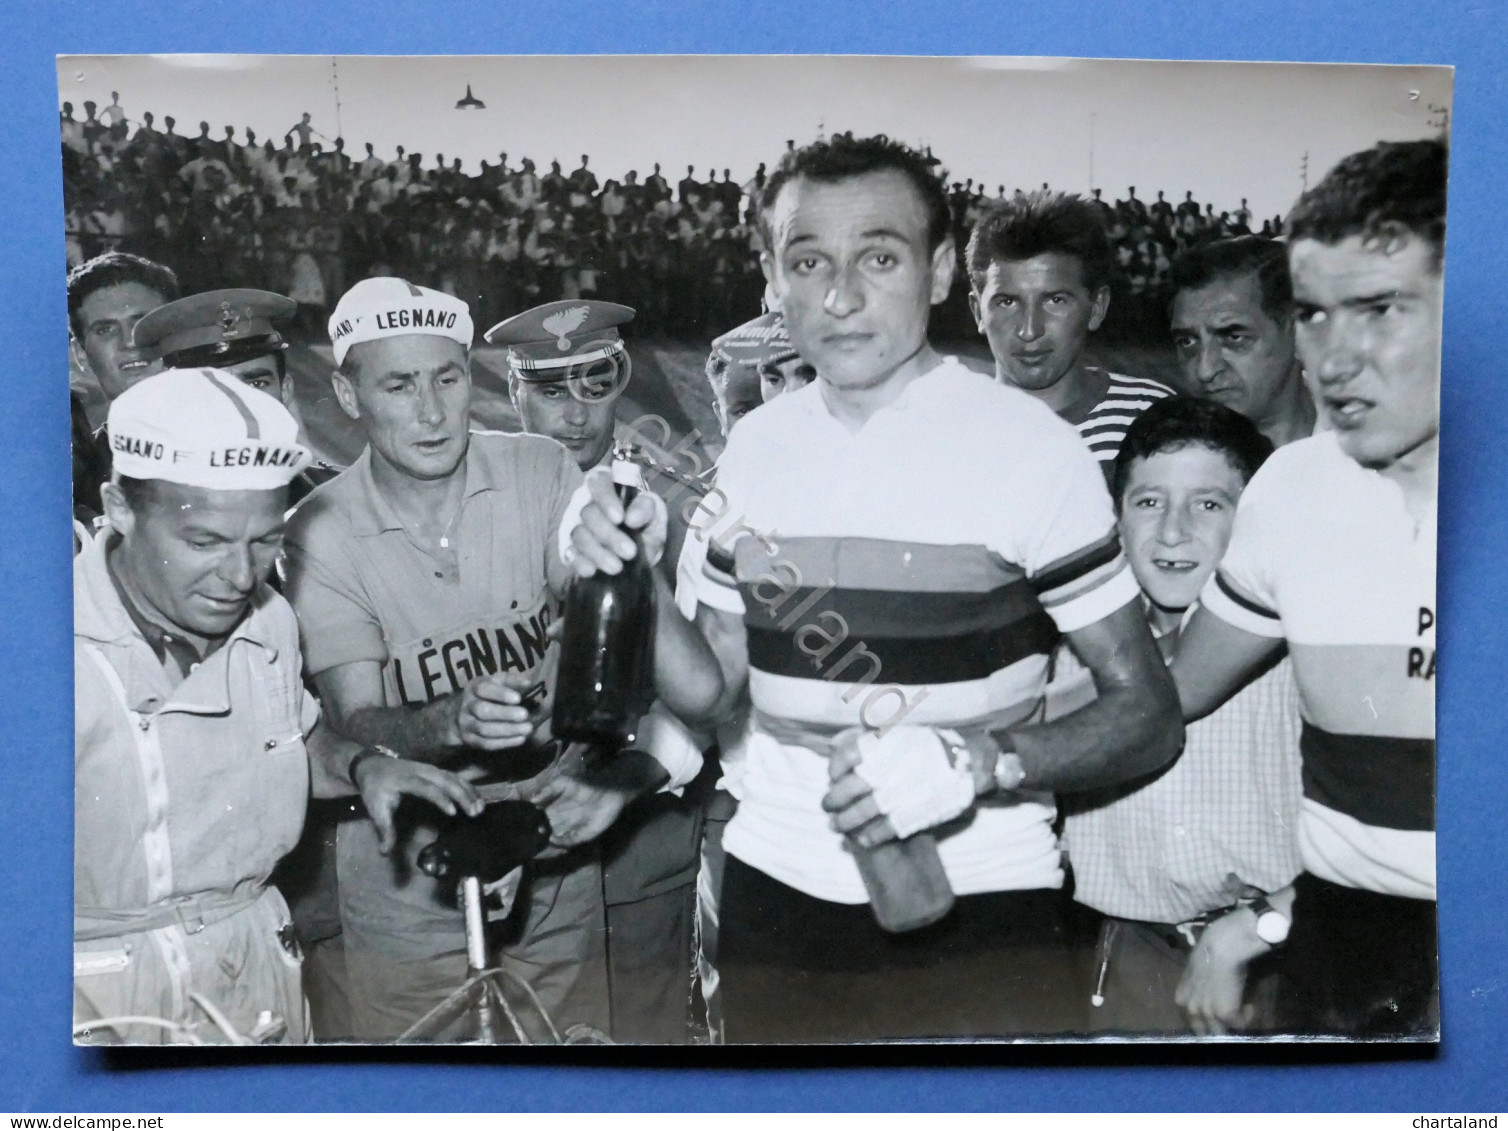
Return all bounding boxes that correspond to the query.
[566,135,1184,1042]
[283,279,718,1041]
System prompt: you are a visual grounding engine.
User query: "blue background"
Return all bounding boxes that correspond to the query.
[3,0,1505,1113]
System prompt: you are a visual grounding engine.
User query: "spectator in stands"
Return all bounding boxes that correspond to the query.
[1170,236,1317,448]
[286,112,315,150]
[645,163,670,204]
[81,101,102,148]
[569,155,598,198]
[61,102,87,154]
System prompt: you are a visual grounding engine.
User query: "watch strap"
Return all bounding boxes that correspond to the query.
[348,743,401,786]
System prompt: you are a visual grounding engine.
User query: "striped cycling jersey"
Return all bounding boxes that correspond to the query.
[1068,371,1176,474]
[690,358,1140,903]
[1200,431,1436,901]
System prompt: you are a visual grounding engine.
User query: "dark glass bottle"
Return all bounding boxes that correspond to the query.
[552,460,658,748]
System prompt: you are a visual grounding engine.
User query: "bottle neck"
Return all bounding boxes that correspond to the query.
[610,458,645,529]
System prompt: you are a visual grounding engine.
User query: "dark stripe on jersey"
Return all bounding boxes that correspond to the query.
[738,579,1044,641]
[1030,530,1122,595]
[1074,376,1174,466]
[1081,419,1155,440]
[1215,571,1280,620]
[1301,722,1435,832]
[1106,375,1176,392]
[746,608,1060,684]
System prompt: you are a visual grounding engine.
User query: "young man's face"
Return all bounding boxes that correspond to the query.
[334,335,472,481]
[1118,443,1247,613]
[219,353,292,408]
[1290,232,1442,468]
[75,282,169,401]
[1170,272,1300,425]
[107,480,287,638]
[711,361,765,438]
[970,252,1108,392]
[511,376,617,470]
[763,169,954,393]
[759,355,817,404]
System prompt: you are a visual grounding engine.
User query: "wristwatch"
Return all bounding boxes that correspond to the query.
[347,743,401,787]
[1247,893,1291,946]
[993,740,1026,793]
[942,729,1026,793]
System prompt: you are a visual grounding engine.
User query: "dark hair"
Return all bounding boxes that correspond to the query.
[66,252,179,338]
[1111,395,1274,506]
[965,190,1114,294]
[1169,236,1293,322]
[1286,138,1448,268]
[757,133,952,253]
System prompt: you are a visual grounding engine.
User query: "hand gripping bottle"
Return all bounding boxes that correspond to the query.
[551,459,658,750]
[830,730,956,933]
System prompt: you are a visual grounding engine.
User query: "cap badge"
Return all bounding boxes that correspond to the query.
[542,306,590,351]
[218,301,241,337]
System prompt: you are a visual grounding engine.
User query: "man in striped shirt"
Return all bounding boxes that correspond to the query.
[563,134,1184,1042]
[1172,139,1444,1039]
[966,191,1173,478]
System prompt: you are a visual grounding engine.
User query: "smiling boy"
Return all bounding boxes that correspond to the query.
[1063,395,1303,1035]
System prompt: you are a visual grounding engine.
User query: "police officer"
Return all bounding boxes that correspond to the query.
[131,288,343,505]
[74,367,481,1045]
[488,299,711,1043]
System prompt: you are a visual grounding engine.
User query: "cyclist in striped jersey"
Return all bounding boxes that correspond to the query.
[1173,140,1444,1038]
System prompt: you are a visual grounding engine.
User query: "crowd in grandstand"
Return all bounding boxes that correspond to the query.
[61,98,1276,341]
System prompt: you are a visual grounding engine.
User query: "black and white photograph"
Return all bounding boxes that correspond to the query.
[62,53,1447,1047]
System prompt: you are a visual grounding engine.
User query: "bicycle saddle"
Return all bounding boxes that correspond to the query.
[417,800,553,884]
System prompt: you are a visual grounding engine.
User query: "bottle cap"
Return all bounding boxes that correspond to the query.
[611,457,647,490]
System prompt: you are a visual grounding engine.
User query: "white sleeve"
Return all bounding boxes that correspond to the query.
[1000,421,1138,633]
[1199,460,1286,638]
[639,700,709,793]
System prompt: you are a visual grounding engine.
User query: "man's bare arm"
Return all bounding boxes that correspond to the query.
[650,571,725,722]
[682,602,749,729]
[314,660,538,764]
[1170,607,1284,722]
[305,713,363,798]
[303,713,483,851]
[996,599,1183,792]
